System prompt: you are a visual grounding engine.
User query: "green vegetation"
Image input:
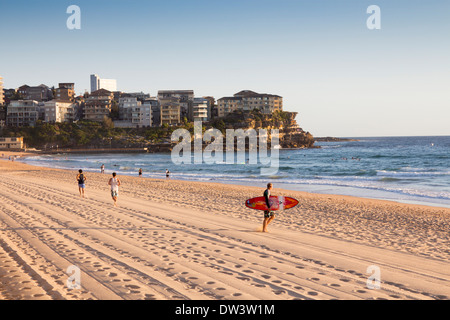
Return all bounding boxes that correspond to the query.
[0,110,314,149]
[0,120,186,149]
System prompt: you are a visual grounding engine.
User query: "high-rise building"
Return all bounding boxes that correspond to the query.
[90,74,117,93]
[0,76,4,105]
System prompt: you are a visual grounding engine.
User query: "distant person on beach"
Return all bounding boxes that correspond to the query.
[101,164,105,174]
[108,172,121,207]
[76,170,87,198]
[263,183,275,233]
[166,169,170,180]
[139,168,142,177]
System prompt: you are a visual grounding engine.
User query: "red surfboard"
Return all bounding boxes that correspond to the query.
[245,196,299,211]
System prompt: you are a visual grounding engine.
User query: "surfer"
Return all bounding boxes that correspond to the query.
[108,172,121,207]
[263,183,275,232]
[76,169,86,198]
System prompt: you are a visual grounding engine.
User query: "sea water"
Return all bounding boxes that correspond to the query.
[20,136,450,208]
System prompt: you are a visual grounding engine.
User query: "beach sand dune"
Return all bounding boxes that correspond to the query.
[0,159,449,300]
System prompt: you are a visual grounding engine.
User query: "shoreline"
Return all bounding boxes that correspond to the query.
[9,150,450,210]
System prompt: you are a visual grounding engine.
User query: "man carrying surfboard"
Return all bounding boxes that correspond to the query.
[263,183,275,232]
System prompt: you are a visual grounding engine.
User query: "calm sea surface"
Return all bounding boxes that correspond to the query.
[20,136,450,208]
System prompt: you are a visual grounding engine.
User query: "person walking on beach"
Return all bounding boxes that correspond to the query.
[108,172,121,207]
[76,169,87,198]
[101,164,105,174]
[262,183,275,233]
[165,169,170,180]
[139,168,142,177]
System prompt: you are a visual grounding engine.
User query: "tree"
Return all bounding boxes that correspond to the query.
[102,116,114,130]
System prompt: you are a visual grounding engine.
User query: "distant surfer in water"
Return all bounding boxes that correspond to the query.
[263,183,275,232]
[76,169,86,198]
[108,172,121,207]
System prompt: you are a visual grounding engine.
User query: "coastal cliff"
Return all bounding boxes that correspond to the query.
[210,110,316,149]
[1,111,316,152]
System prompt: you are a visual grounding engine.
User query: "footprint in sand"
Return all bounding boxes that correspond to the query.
[125,284,140,290]
[355,289,367,294]
[329,283,341,288]
[237,277,250,281]
[273,290,286,295]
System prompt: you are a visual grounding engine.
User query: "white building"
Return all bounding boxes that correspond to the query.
[7,100,40,127]
[90,74,117,93]
[192,98,210,122]
[43,100,75,123]
[116,97,151,128]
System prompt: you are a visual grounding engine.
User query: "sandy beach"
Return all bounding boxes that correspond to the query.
[0,152,449,300]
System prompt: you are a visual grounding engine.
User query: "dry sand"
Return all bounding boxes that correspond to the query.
[0,153,449,300]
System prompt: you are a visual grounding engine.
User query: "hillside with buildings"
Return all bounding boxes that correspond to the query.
[0,74,315,151]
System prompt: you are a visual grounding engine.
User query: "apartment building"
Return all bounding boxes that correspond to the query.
[55,83,75,102]
[235,90,283,114]
[217,90,283,117]
[17,84,53,102]
[117,97,152,128]
[7,100,41,127]
[84,89,114,122]
[123,92,151,101]
[160,97,181,126]
[43,100,75,123]
[142,98,160,127]
[217,97,242,118]
[191,98,210,122]
[158,90,194,121]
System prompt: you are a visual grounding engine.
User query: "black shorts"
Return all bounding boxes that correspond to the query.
[264,211,275,218]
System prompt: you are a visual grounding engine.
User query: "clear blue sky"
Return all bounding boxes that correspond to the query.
[1,0,449,137]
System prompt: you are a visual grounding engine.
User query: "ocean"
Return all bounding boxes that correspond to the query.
[19,136,450,208]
